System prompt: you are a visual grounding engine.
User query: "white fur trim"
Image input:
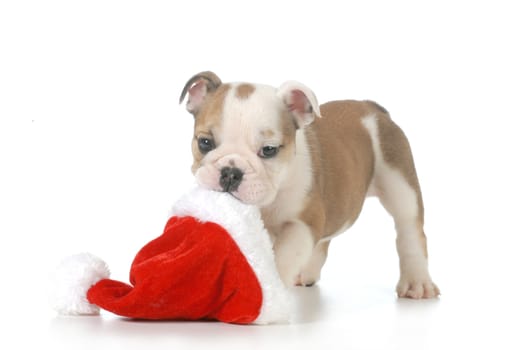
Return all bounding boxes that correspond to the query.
[169,187,292,324]
[50,252,110,315]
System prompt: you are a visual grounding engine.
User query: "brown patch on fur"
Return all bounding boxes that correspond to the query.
[300,101,376,242]
[260,129,275,139]
[191,84,231,173]
[235,83,256,100]
[274,109,299,167]
[281,109,298,146]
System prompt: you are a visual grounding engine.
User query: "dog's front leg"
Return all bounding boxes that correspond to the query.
[272,220,315,287]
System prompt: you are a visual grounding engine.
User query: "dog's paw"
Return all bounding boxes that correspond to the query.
[294,273,318,287]
[396,278,440,299]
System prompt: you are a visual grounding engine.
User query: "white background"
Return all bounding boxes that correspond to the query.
[1,1,522,349]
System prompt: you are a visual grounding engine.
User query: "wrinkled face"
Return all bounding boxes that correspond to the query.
[191,83,298,206]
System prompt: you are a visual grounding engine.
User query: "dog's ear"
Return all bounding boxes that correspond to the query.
[277,81,322,128]
[179,71,222,115]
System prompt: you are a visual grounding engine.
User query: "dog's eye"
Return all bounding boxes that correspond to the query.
[198,137,215,154]
[258,145,280,159]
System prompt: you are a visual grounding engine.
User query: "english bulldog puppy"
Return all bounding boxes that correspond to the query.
[179,71,439,299]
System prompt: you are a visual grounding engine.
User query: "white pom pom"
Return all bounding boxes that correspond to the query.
[49,253,110,315]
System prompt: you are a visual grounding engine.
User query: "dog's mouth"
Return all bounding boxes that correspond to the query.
[225,190,246,203]
[195,164,273,206]
[222,187,252,205]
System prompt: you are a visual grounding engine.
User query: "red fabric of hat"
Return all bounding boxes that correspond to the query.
[86,215,263,324]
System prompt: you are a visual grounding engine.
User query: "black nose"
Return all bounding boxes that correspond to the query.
[220,166,244,193]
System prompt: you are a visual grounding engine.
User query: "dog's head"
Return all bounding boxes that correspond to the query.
[179,71,321,206]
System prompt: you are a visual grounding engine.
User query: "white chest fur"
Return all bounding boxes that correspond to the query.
[261,129,312,236]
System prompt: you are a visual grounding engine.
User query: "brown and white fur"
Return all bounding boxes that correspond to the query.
[179,71,439,299]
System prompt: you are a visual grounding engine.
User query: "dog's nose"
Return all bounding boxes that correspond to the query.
[219,167,244,193]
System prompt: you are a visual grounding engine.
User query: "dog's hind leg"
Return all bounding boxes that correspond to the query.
[363,112,439,299]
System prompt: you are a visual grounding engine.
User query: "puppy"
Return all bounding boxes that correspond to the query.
[179,71,439,299]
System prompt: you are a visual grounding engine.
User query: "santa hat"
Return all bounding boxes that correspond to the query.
[50,187,291,325]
